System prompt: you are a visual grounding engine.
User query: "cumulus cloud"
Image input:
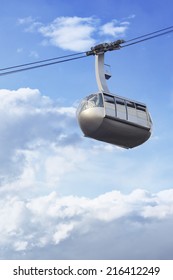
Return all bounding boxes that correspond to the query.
[18,16,130,51]
[39,17,97,52]
[99,20,129,37]
[0,87,81,186]
[1,188,173,259]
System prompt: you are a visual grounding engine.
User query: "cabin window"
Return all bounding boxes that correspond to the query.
[126,101,138,123]
[104,94,116,117]
[97,93,104,107]
[87,94,99,108]
[87,93,103,108]
[104,94,114,103]
[136,104,146,111]
[77,93,103,114]
[116,98,127,120]
[136,104,149,127]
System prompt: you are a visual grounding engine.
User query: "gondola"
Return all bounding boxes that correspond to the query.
[77,42,152,148]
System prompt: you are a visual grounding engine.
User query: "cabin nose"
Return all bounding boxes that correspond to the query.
[78,107,104,135]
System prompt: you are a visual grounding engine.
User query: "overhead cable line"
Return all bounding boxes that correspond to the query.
[0,51,86,72]
[0,55,86,76]
[123,25,173,44]
[86,28,173,55]
[0,25,173,76]
[122,28,173,48]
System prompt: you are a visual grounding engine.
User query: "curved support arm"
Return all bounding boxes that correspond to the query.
[95,53,110,93]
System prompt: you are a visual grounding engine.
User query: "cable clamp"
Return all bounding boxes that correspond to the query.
[86,39,125,56]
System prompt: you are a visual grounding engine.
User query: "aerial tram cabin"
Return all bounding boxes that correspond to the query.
[77,41,152,149]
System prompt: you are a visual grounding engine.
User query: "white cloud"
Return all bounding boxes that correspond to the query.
[14,241,28,251]
[0,196,25,237]
[100,20,129,37]
[38,16,97,52]
[53,222,76,244]
[18,16,131,52]
[0,87,82,187]
[0,188,173,259]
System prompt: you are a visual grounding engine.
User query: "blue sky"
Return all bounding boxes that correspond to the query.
[0,0,173,259]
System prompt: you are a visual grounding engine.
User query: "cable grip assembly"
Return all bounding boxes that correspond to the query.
[86,39,125,56]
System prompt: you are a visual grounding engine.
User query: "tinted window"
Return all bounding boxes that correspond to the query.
[104,94,115,103]
[116,99,125,106]
[116,98,127,120]
[127,101,137,123]
[77,93,103,114]
[136,104,146,112]
[104,94,116,117]
[126,101,135,108]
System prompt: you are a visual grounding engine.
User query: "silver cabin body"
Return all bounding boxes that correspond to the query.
[77,92,152,148]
